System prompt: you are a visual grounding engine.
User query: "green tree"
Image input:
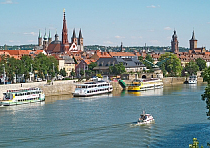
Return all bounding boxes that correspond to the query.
[80,70,84,77]
[109,62,126,75]
[87,62,97,77]
[184,61,199,76]
[70,69,76,77]
[195,58,206,71]
[201,67,210,118]
[60,68,67,77]
[145,54,154,63]
[138,56,143,62]
[159,52,183,77]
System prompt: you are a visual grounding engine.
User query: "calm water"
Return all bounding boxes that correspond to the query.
[0,83,209,148]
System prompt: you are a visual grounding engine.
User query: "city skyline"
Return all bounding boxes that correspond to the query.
[0,0,210,49]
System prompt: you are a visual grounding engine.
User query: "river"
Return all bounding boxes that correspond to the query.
[0,83,209,148]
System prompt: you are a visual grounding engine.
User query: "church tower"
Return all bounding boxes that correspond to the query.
[43,29,48,51]
[38,29,42,46]
[120,42,125,52]
[48,30,52,45]
[78,29,84,51]
[189,30,197,50]
[61,9,70,52]
[171,30,179,53]
[71,28,77,44]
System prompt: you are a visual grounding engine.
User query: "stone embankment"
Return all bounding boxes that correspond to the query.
[0,80,76,99]
[0,77,204,100]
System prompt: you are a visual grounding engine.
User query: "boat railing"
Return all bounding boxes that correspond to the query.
[7,87,40,93]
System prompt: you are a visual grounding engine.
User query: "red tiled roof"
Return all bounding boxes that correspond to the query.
[96,52,112,58]
[108,52,136,57]
[83,59,96,65]
[47,44,61,53]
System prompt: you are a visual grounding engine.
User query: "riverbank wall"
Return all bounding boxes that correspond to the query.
[0,77,204,99]
[0,80,76,99]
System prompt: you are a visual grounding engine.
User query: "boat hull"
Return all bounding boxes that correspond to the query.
[0,97,45,106]
[73,90,112,97]
[136,119,155,125]
[128,85,163,92]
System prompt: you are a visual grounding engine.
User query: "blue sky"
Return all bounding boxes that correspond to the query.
[0,0,210,49]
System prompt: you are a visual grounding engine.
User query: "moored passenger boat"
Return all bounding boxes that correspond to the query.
[188,75,197,84]
[73,80,113,97]
[0,87,45,106]
[127,78,163,92]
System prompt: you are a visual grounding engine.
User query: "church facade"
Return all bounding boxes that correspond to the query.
[37,9,84,54]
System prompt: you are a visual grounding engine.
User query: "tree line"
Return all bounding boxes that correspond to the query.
[0,53,58,83]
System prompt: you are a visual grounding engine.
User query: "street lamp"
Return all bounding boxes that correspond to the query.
[2,64,5,85]
[83,63,86,78]
[31,64,33,73]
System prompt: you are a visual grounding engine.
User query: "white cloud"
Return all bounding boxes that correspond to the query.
[27,40,36,43]
[207,22,210,24]
[147,5,160,8]
[103,41,115,45]
[148,29,155,32]
[1,0,16,4]
[115,35,125,39]
[164,27,172,30]
[23,32,37,36]
[9,40,15,43]
[149,40,159,45]
[131,36,143,39]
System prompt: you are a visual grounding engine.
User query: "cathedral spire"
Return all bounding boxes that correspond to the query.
[61,8,69,52]
[79,28,83,39]
[72,28,76,38]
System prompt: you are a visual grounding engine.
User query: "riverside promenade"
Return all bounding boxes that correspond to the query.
[0,77,204,100]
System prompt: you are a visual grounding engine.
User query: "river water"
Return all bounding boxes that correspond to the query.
[0,83,209,148]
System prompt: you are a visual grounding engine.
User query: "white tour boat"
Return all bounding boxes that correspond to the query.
[137,111,155,125]
[73,80,113,97]
[0,87,45,106]
[188,75,197,84]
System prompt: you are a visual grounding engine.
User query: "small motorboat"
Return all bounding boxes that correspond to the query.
[137,111,155,125]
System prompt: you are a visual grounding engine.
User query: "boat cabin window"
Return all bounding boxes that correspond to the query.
[82,86,86,88]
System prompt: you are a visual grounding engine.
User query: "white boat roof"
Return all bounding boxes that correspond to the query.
[76,80,109,86]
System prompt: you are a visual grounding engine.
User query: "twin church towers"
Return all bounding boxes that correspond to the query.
[171,29,202,53]
[37,9,84,53]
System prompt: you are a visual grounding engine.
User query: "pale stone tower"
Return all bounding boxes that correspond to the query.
[189,30,197,50]
[78,28,84,51]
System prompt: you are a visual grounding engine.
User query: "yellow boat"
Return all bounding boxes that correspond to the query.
[127,78,163,92]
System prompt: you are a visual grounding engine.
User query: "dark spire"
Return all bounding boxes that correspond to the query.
[72,28,76,38]
[48,29,51,38]
[191,30,196,40]
[62,9,67,31]
[43,28,48,40]
[62,8,69,45]
[38,29,41,38]
[79,28,83,38]
[172,29,177,38]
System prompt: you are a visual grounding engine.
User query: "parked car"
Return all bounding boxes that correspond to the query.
[37,78,42,82]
